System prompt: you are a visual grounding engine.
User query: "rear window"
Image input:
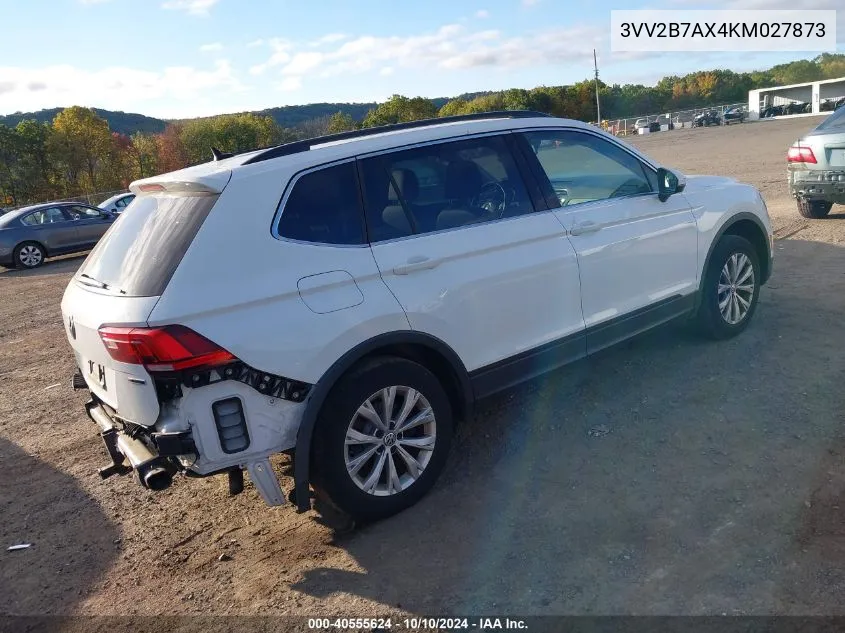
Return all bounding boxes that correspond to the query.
[810,107,845,134]
[76,194,217,297]
[276,161,365,245]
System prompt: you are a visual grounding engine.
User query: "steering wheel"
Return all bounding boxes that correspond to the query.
[472,182,507,218]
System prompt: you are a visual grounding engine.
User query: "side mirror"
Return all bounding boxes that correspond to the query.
[657,167,681,202]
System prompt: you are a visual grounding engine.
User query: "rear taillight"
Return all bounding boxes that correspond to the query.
[787,145,817,164]
[98,325,235,372]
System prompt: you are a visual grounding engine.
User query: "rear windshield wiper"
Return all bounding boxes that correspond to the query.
[78,273,128,294]
[78,273,108,289]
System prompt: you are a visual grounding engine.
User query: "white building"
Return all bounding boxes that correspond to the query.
[748,75,845,119]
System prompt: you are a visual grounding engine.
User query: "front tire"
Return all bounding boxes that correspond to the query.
[312,357,454,523]
[14,242,45,269]
[797,199,832,219]
[694,235,761,340]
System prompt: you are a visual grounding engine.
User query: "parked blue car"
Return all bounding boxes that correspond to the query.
[0,202,116,269]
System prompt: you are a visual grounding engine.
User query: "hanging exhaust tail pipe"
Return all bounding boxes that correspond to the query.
[88,402,174,491]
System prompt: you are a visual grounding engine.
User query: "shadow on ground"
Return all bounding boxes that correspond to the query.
[0,437,118,616]
[292,237,845,615]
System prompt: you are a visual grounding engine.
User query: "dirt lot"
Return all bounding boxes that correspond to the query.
[3,116,845,620]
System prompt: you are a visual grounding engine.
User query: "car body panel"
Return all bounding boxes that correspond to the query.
[553,192,698,329]
[681,175,773,279]
[61,280,162,425]
[145,166,410,386]
[58,114,774,504]
[371,210,585,373]
[66,204,115,245]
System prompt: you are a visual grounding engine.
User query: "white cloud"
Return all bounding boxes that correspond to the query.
[0,60,244,118]
[161,0,219,16]
[199,42,223,53]
[278,76,302,92]
[282,52,324,75]
[249,38,293,75]
[522,0,540,5]
[475,9,490,18]
[247,38,264,48]
[309,33,349,47]
[246,22,610,92]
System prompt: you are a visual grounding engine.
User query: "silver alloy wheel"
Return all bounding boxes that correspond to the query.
[717,252,755,325]
[19,245,43,268]
[344,386,436,497]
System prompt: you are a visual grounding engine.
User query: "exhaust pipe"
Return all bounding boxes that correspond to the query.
[89,404,174,491]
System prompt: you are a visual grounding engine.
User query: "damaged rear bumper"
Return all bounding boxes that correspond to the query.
[86,398,177,491]
[79,371,289,507]
[789,169,845,203]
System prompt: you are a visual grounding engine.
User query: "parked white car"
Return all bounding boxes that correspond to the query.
[61,111,773,524]
[98,192,135,215]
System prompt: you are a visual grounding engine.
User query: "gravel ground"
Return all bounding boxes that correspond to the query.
[2,116,845,619]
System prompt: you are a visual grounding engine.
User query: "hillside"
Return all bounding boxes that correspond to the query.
[0,108,166,135]
[0,92,493,136]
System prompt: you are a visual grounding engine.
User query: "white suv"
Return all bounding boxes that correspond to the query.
[61,111,773,523]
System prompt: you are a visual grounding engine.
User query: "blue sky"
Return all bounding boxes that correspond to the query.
[0,0,841,119]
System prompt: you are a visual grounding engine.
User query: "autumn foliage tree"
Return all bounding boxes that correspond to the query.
[50,106,113,193]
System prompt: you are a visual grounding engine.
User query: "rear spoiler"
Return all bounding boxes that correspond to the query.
[129,171,232,197]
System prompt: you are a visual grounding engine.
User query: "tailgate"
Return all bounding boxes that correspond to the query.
[61,280,161,426]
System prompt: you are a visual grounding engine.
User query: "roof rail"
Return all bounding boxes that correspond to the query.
[242,110,553,165]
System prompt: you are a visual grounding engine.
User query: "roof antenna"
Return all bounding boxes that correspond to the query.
[211,147,232,161]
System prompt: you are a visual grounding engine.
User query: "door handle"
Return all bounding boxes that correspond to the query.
[570,220,601,236]
[393,256,438,275]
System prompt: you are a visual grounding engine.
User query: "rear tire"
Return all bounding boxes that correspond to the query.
[13,242,45,269]
[694,235,761,340]
[312,356,454,524]
[797,199,832,219]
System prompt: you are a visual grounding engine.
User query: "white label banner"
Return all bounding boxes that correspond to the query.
[611,10,837,52]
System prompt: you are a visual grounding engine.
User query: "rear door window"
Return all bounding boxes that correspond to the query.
[76,194,218,297]
[276,161,365,245]
[359,134,536,242]
[22,207,68,225]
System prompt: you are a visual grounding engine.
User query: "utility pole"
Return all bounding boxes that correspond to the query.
[593,49,602,124]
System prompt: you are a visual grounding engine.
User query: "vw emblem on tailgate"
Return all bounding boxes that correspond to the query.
[68,315,76,340]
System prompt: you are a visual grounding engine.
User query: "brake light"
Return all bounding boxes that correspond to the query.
[787,146,817,164]
[98,325,235,372]
[137,183,166,192]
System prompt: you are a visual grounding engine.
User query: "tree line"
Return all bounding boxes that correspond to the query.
[2,53,843,208]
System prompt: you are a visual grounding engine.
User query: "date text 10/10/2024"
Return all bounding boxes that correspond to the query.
[307,617,529,630]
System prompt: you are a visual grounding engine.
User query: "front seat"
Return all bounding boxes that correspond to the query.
[382,168,420,235]
[436,160,484,231]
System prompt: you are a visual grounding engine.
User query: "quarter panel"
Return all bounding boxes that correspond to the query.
[147,167,410,384]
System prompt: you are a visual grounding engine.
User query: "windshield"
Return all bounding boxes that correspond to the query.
[809,107,845,134]
[76,193,217,297]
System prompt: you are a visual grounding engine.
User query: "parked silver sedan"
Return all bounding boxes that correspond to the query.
[788,106,845,218]
[0,202,116,269]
